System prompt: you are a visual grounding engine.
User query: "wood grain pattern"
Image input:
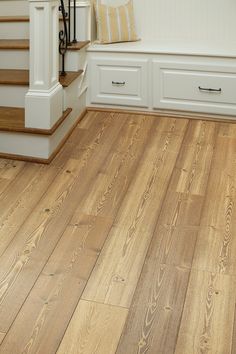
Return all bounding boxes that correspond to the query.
[193,126,236,275]
[116,120,217,354]
[0,164,60,257]
[117,265,190,354]
[0,111,235,353]
[0,216,113,354]
[0,159,25,180]
[57,300,128,354]
[0,334,5,346]
[0,112,127,333]
[82,118,188,307]
[71,114,156,219]
[175,270,236,354]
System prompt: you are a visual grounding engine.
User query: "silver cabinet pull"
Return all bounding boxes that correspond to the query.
[198,86,222,93]
[112,81,126,87]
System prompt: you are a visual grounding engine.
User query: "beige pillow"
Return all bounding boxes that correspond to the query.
[94,0,139,44]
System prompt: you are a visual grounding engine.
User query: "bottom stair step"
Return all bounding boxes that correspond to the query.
[0,106,72,135]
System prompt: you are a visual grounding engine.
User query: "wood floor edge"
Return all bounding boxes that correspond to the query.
[0,108,87,164]
[86,106,236,124]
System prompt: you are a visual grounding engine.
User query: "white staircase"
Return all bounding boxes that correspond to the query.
[0,0,90,163]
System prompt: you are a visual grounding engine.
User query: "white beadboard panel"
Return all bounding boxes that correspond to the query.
[100,0,236,45]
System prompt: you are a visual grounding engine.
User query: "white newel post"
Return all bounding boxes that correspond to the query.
[25,0,63,129]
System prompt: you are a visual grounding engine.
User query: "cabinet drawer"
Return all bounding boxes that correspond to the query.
[153,61,236,116]
[90,58,148,107]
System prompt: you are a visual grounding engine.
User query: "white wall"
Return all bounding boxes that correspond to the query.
[135,0,236,44]
[99,0,236,45]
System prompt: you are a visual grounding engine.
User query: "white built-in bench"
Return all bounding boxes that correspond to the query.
[87,40,236,118]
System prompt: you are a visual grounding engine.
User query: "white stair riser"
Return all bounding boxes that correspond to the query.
[0,22,29,39]
[0,1,29,16]
[0,50,29,69]
[62,49,87,72]
[50,90,86,155]
[0,86,28,107]
[63,74,88,110]
[0,132,49,158]
[0,20,66,41]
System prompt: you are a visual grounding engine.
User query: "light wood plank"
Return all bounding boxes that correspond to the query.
[57,300,128,354]
[117,265,190,354]
[0,112,235,353]
[0,216,113,354]
[175,270,236,354]
[193,226,236,275]
[116,120,217,354]
[0,333,5,346]
[170,120,217,196]
[193,130,236,275]
[82,118,188,307]
[0,159,24,180]
[0,113,127,333]
[71,114,156,219]
[0,165,60,257]
[0,178,11,196]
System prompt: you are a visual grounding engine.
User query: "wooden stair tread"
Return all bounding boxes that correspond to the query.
[0,69,29,85]
[0,16,29,23]
[0,39,89,51]
[67,40,90,50]
[0,16,66,22]
[0,107,24,130]
[0,106,72,135]
[59,70,83,87]
[0,39,29,50]
[0,69,83,87]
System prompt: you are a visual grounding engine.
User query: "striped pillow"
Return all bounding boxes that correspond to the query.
[94,0,139,44]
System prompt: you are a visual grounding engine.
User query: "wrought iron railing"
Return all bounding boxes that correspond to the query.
[59,0,78,76]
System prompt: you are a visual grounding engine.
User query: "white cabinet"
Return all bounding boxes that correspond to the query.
[90,57,149,107]
[87,42,236,118]
[153,60,236,116]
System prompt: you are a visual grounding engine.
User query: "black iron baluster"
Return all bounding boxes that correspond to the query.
[68,0,71,43]
[59,0,68,76]
[72,0,77,43]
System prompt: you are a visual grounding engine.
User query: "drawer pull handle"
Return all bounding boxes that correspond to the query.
[198,86,222,93]
[112,81,126,87]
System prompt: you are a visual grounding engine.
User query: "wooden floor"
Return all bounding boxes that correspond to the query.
[0,110,236,353]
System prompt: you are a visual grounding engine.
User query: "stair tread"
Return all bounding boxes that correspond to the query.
[59,70,83,87]
[67,40,90,50]
[0,39,90,51]
[0,69,83,87]
[0,16,66,22]
[0,16,29,23]
[0,106,72,134]
[0,69,29,85]
[0,107,24,130]
[0,39,29,50]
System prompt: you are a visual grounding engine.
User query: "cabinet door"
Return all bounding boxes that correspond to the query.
[153,60,236,116]
[90,57,149,107]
